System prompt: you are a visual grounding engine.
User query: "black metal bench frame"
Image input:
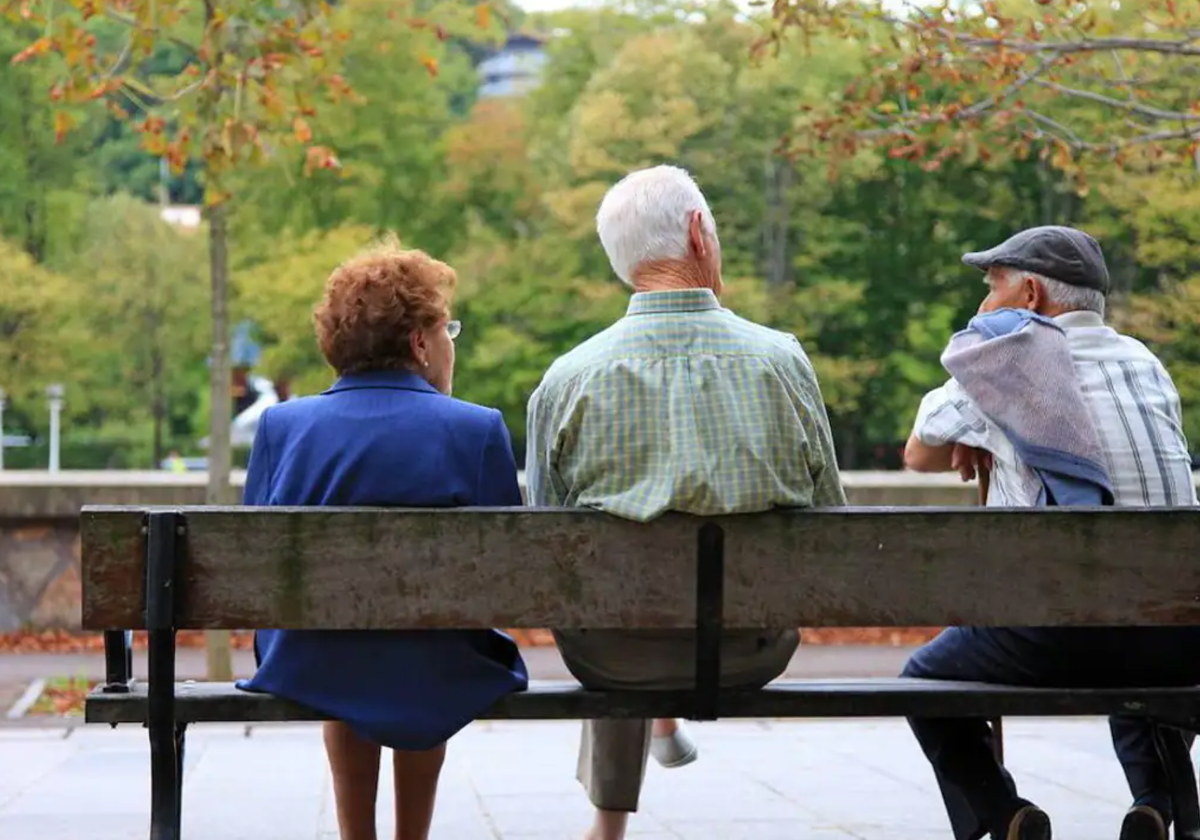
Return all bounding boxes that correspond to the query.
[89,511,1200,840]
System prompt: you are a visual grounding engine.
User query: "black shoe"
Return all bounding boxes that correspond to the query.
[1119,806,1167,840]
[1003,804,1052,840]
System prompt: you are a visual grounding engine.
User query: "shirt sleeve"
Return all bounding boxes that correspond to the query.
[782,337,847,508]
[475,412,523,506]
[913,378,991,448]
[809,402,848,508]
[524,379,567,507]
[242,407,274,506]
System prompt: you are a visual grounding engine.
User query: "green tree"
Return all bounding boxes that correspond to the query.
[0,237,73,433]
[0,23,90,261]
[234,0,490,257]
[55,194,210,467]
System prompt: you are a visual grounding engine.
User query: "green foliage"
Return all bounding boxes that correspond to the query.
[58,195,209,460]
[0,238,74,432]
[3,0,1200,469]
[0,24,91,261]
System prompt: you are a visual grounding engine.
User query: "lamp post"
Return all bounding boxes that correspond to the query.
[46,383,64,473]
[0,386,6,471]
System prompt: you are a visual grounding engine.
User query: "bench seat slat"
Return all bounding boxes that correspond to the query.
[85,679,1200,726]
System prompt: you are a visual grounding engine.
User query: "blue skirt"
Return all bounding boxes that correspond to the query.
[236,629,528,750]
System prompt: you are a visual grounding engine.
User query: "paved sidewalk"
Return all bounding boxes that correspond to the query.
[0,717,1138,840]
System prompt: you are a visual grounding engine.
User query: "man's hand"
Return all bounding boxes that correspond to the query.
[951,444,993,482]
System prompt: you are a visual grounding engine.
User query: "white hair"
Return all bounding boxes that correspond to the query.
[595,165,718,286]
[1002,266,1106,318]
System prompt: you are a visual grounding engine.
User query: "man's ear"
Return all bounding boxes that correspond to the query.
[1023,276,1043,311]
[687,210,707,259]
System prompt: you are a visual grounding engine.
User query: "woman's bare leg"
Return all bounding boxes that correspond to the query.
[392,743,447,840]
[324,721,382,840]
[584,810,630,840]
[651,719,677,738]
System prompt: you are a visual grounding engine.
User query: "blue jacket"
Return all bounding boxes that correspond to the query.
[236,370,529,749]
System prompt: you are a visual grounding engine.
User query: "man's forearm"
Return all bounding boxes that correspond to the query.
[903,434,955,472]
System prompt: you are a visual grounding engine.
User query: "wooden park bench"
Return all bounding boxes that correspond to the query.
[81,504,1200,840]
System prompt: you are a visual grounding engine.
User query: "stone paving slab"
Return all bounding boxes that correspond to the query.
[0,718,1142,840]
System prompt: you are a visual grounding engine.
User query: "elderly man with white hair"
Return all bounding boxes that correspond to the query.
[525,164,845,840]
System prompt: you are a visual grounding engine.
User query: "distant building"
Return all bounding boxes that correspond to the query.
[477,34,547,99]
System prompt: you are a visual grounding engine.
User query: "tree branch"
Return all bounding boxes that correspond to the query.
[959,35,1200,58]
[1085,124,1200,153]
[103,8,199,56]
[1032,78,1200,122]
[1016,108,1084,147]
[959,57,1057,120]
[104,35,133,80]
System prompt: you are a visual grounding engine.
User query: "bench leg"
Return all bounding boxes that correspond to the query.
[145,512,184,840]
[989,717,1004,765]
[102,630,133,693]
[175,724,188,838]
[148,715,183,840]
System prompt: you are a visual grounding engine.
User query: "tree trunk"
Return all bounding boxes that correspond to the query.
[205,201,234,682]
[1037,151,1055,225]
[151,347,164,469]
[764,155,794,287]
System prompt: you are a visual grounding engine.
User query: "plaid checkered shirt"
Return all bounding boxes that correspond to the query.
[525,288,846,521]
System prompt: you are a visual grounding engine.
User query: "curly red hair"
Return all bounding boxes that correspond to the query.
[314,240,457,375]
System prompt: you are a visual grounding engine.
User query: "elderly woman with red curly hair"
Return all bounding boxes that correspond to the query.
[237,241,528,840]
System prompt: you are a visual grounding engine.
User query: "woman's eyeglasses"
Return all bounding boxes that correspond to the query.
[446,320,462,341]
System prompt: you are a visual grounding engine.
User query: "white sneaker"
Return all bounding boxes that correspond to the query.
[650,721,699,768]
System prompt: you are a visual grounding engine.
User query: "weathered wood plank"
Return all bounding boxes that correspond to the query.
[80,506,1200,630]
[721,507,1200,627]
[85,678,1200,725]
[80,508,145,630]
[81,506,700,630]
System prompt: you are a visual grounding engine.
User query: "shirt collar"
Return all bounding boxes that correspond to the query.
[323,369,439,395]
[625,288,722,316]
[1053,311,1105,330]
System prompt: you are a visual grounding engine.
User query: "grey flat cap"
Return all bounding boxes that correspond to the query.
[962,225,1110,294]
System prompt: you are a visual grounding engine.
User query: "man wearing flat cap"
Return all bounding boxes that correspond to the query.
[902,226,1200,840]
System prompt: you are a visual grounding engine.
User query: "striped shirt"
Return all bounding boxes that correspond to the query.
[913,310,1196,507]
[525,288,845,521]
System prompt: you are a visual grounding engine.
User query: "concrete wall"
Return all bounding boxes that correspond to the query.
[2,470,1188,629]
[0,470,980,518]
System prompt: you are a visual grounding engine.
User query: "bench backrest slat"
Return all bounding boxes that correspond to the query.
[80,505,1200,630]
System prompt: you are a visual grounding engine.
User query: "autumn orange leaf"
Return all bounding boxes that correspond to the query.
[304,145,341,174]
[53,110,73,143]
[475,2,490,29]
[420,54,438,77]
[293,116,313,143]
[11,36,51,64]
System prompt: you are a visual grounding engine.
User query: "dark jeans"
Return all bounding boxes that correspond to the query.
[903,627,1200,840]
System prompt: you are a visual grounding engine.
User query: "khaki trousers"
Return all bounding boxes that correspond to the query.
[554,628,799,812]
